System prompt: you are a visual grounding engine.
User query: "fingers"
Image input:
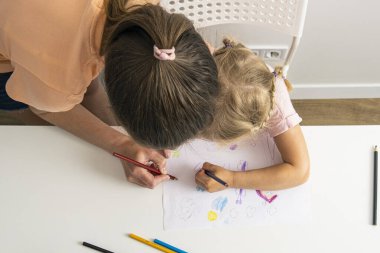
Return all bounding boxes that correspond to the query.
[126,174,149,187]
[163,149,172,159]
[124,164,171,189]
[195,176,206,190]
[117,143,172,188]
[202,162,216,172]
[149,152,168,174]
[125,166,155,188]
[195,169,209,190]
[195,163,228,193]
[152,174,171,187]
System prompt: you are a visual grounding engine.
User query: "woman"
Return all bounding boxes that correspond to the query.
[0,0,219,188]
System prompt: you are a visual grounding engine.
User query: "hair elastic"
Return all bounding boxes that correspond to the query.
[224,42,233,49]
[272,71,277,77]
[153,45,176,60]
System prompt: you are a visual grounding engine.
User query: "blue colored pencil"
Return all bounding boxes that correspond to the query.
[153,239,188,253]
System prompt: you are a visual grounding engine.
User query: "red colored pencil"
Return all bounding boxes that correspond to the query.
[113,152,177,180]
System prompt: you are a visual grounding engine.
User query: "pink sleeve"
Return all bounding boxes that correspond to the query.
[265,77,302,138]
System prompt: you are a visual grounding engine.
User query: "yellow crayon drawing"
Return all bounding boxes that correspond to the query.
[207,210,218,221]
[172,150,181,158]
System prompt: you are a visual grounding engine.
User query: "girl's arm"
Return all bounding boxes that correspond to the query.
[233,125,310,190]
[196,125,310,192]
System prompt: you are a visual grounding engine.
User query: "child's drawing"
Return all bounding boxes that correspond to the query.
[229,144,238,150]
[172,150,181,158]
[163,134,311,230]
[268,206,278,216]
[196,186,205,192]
[207,196,228,222]
[229,208,239,219]
[207,210,218,221]
[175,198,195,221]
[246,206,256,218]
[212,196,228,212]
[256,190,278,204]
[193,162,202,172]
[235,160,247,205]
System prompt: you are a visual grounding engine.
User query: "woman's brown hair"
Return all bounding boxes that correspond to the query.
[101,0,219,149]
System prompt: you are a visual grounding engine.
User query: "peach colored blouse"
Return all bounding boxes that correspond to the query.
[0,0,106,112]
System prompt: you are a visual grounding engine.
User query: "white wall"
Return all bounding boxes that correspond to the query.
[199,0,380,99]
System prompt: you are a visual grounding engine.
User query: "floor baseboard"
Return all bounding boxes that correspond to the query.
[290,83,380,99]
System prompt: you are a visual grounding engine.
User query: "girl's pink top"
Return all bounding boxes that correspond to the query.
[265,76,302,137]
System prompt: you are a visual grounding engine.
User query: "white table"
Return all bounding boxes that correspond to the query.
[0,126,379,253]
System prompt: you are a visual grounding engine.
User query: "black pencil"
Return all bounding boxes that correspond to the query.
[373,146,378,226]
[204,170,229,187]
[82,242,115,253]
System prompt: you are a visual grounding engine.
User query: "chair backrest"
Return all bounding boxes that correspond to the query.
[160,0,309,76]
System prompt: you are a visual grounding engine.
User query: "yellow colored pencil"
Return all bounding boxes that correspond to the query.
[129,233,176,253]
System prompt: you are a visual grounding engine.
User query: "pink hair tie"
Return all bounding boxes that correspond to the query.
[153,45,176,61]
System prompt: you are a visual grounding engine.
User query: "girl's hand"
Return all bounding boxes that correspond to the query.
[115,138,171,189]
[195,162,234,193]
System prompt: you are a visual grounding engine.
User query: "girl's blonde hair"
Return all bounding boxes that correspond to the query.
[202,38,289,143]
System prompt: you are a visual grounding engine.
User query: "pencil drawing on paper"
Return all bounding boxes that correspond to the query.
[176,198,195,221]
[229,144,238,150]
[212,196,228,212]
[207,196,228,222]
[172,149,181,158]
[163,134,311,230]
[246,205,256,218]
[256,190,278,203]
[235,160,247,205]
[207,210,218,221]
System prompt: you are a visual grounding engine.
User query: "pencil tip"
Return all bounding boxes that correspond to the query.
[375,145,378,152]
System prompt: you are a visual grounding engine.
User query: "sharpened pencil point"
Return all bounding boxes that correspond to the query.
[375,145,378,152]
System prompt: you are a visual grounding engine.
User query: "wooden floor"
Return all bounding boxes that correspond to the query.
[292,98,380,125]
[0,98,379,125]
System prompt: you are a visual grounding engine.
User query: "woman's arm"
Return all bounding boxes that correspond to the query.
[196,125,310,192]
[31,104,170,188]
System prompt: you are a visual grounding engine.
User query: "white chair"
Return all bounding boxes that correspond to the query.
[160,0,308,77]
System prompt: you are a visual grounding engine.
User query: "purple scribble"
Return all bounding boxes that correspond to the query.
[241,161,247,172]
[256,190,278,203]
[236,161,247,205]
[229,144,238,150]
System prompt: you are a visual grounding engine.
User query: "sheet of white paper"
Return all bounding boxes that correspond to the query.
[163,132,311,230]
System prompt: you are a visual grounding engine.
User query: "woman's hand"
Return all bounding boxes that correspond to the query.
[195,162,234,193]
[115,138,171,189]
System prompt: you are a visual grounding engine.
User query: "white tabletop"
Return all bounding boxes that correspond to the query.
[0,126,379,253]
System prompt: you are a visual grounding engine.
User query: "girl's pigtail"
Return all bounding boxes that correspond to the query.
[214,37,240,57]
[261,76,276,129]
[274,66,293,91]
[222,38,237,49]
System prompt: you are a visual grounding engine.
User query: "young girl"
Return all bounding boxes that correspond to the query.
[0,0,219,188]
[195,38,310,192]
